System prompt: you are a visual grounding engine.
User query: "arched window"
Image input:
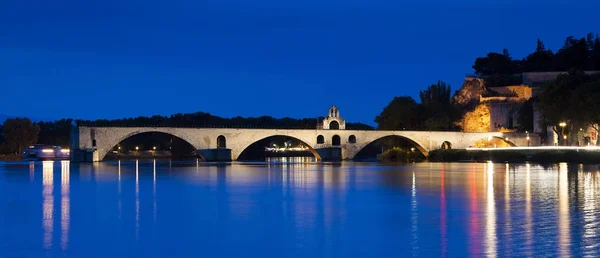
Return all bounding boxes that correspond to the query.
[317,135,325,144]
[329,121,340,130]
[441,141,452,150]
[348,135,356,144]
[217,135,226,148]
[332,135,341,146]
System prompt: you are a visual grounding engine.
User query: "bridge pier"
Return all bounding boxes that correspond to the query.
[70,148,98,162]
[198,149,232,162]
[316,147,343,161]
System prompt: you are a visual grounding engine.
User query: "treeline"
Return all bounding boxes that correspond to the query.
[0,113,374,154]
[537,70,600,143]
[375,81,462,131]
[76,112,373,130]
[472,33,600,86]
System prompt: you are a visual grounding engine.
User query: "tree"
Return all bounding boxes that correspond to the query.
[517,98,535,132]
[419,81,451,106]
[522,39,555,72]
[2,118,40,154]
[538,70,591,137]
[375,96,421,130]
[571,76,600,141]
[472,51,521,76]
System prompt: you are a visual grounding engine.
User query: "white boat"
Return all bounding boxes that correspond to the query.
[22,144,70,160]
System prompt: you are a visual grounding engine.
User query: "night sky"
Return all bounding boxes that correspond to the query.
[1,0,598,125]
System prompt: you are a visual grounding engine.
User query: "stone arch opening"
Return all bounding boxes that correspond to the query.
[332,135,341,146]
[441,141,452,149]
[329,121,340,130]
[353,135,428,160]
[236,135,322,161]
[217,135,226,148]
[472,136,516,148]
[317,135,325,144]
[349,135,357,144]
[100,131,202,161]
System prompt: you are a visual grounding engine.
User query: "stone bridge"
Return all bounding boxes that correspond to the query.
[70,126,536,162]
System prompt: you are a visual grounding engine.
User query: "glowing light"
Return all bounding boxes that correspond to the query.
[563,135,567,140]
[60,149,69,153]
[135,146,139,151]
[467,146,600,151]
[505,137,509,141]
[153,146,156,150]
[42,149,54,153]
[526,136,530,140]
[559,122,567,127]
[410,147,415,152]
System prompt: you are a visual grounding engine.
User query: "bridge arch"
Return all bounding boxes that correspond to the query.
[352,134,429,159]
[234,134,322,161]
[97,130,201,161]
[441,141,452,149]
[472,136,516,148]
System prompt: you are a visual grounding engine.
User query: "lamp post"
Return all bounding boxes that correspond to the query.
[559,122,567,146]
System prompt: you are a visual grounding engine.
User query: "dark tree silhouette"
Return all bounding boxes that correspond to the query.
[2,118,40,154]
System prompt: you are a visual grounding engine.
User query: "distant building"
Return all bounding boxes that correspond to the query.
[456,71,600,145]
[454,77,530,132]
[317,106,346,130]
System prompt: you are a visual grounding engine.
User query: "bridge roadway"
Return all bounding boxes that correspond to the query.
[70,126,537,162]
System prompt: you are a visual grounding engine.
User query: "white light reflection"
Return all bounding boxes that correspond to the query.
[524,163,532,257]
[153,159,157,222]
[135,160,140,240]
[42,161,54,249]
[411,171,419,256]
[60,161,70,251]
[558,163,570,257]
[29,161,35,182]
[504,162,511,254]
[485,161,497,257]
[583,168,598,252]
[118,160,122,219]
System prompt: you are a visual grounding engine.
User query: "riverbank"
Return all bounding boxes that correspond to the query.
[428,149,600,163]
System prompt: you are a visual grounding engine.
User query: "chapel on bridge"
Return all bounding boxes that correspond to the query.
[317,105,346,130]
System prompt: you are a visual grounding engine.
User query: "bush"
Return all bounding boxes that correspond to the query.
[378,147,425,163]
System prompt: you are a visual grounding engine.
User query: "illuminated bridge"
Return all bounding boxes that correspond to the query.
[70,106,537,162]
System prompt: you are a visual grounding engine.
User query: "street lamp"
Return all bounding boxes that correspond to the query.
[135,146,139,151]
[559,122,567,146]
[153,146,156,151]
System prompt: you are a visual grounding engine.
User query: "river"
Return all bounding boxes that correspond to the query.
[1,159,599,257]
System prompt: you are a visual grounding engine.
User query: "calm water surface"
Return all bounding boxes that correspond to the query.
[1,159,600,257]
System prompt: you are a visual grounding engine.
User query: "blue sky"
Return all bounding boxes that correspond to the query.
[1,0,599,125]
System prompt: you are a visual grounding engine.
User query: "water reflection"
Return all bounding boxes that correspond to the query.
[42,161,53,249]
[525,163,532,257]
[485,162,496,257]
[411,172,419,256]
[135,160,140,240]
[4,161,600,257]
[60,161,70,251]
[558,163,571,257]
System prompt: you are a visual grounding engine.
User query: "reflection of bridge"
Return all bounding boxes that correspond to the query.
[70,106,538,162]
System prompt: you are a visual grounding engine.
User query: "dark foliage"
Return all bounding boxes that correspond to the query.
[472,33,600,86]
